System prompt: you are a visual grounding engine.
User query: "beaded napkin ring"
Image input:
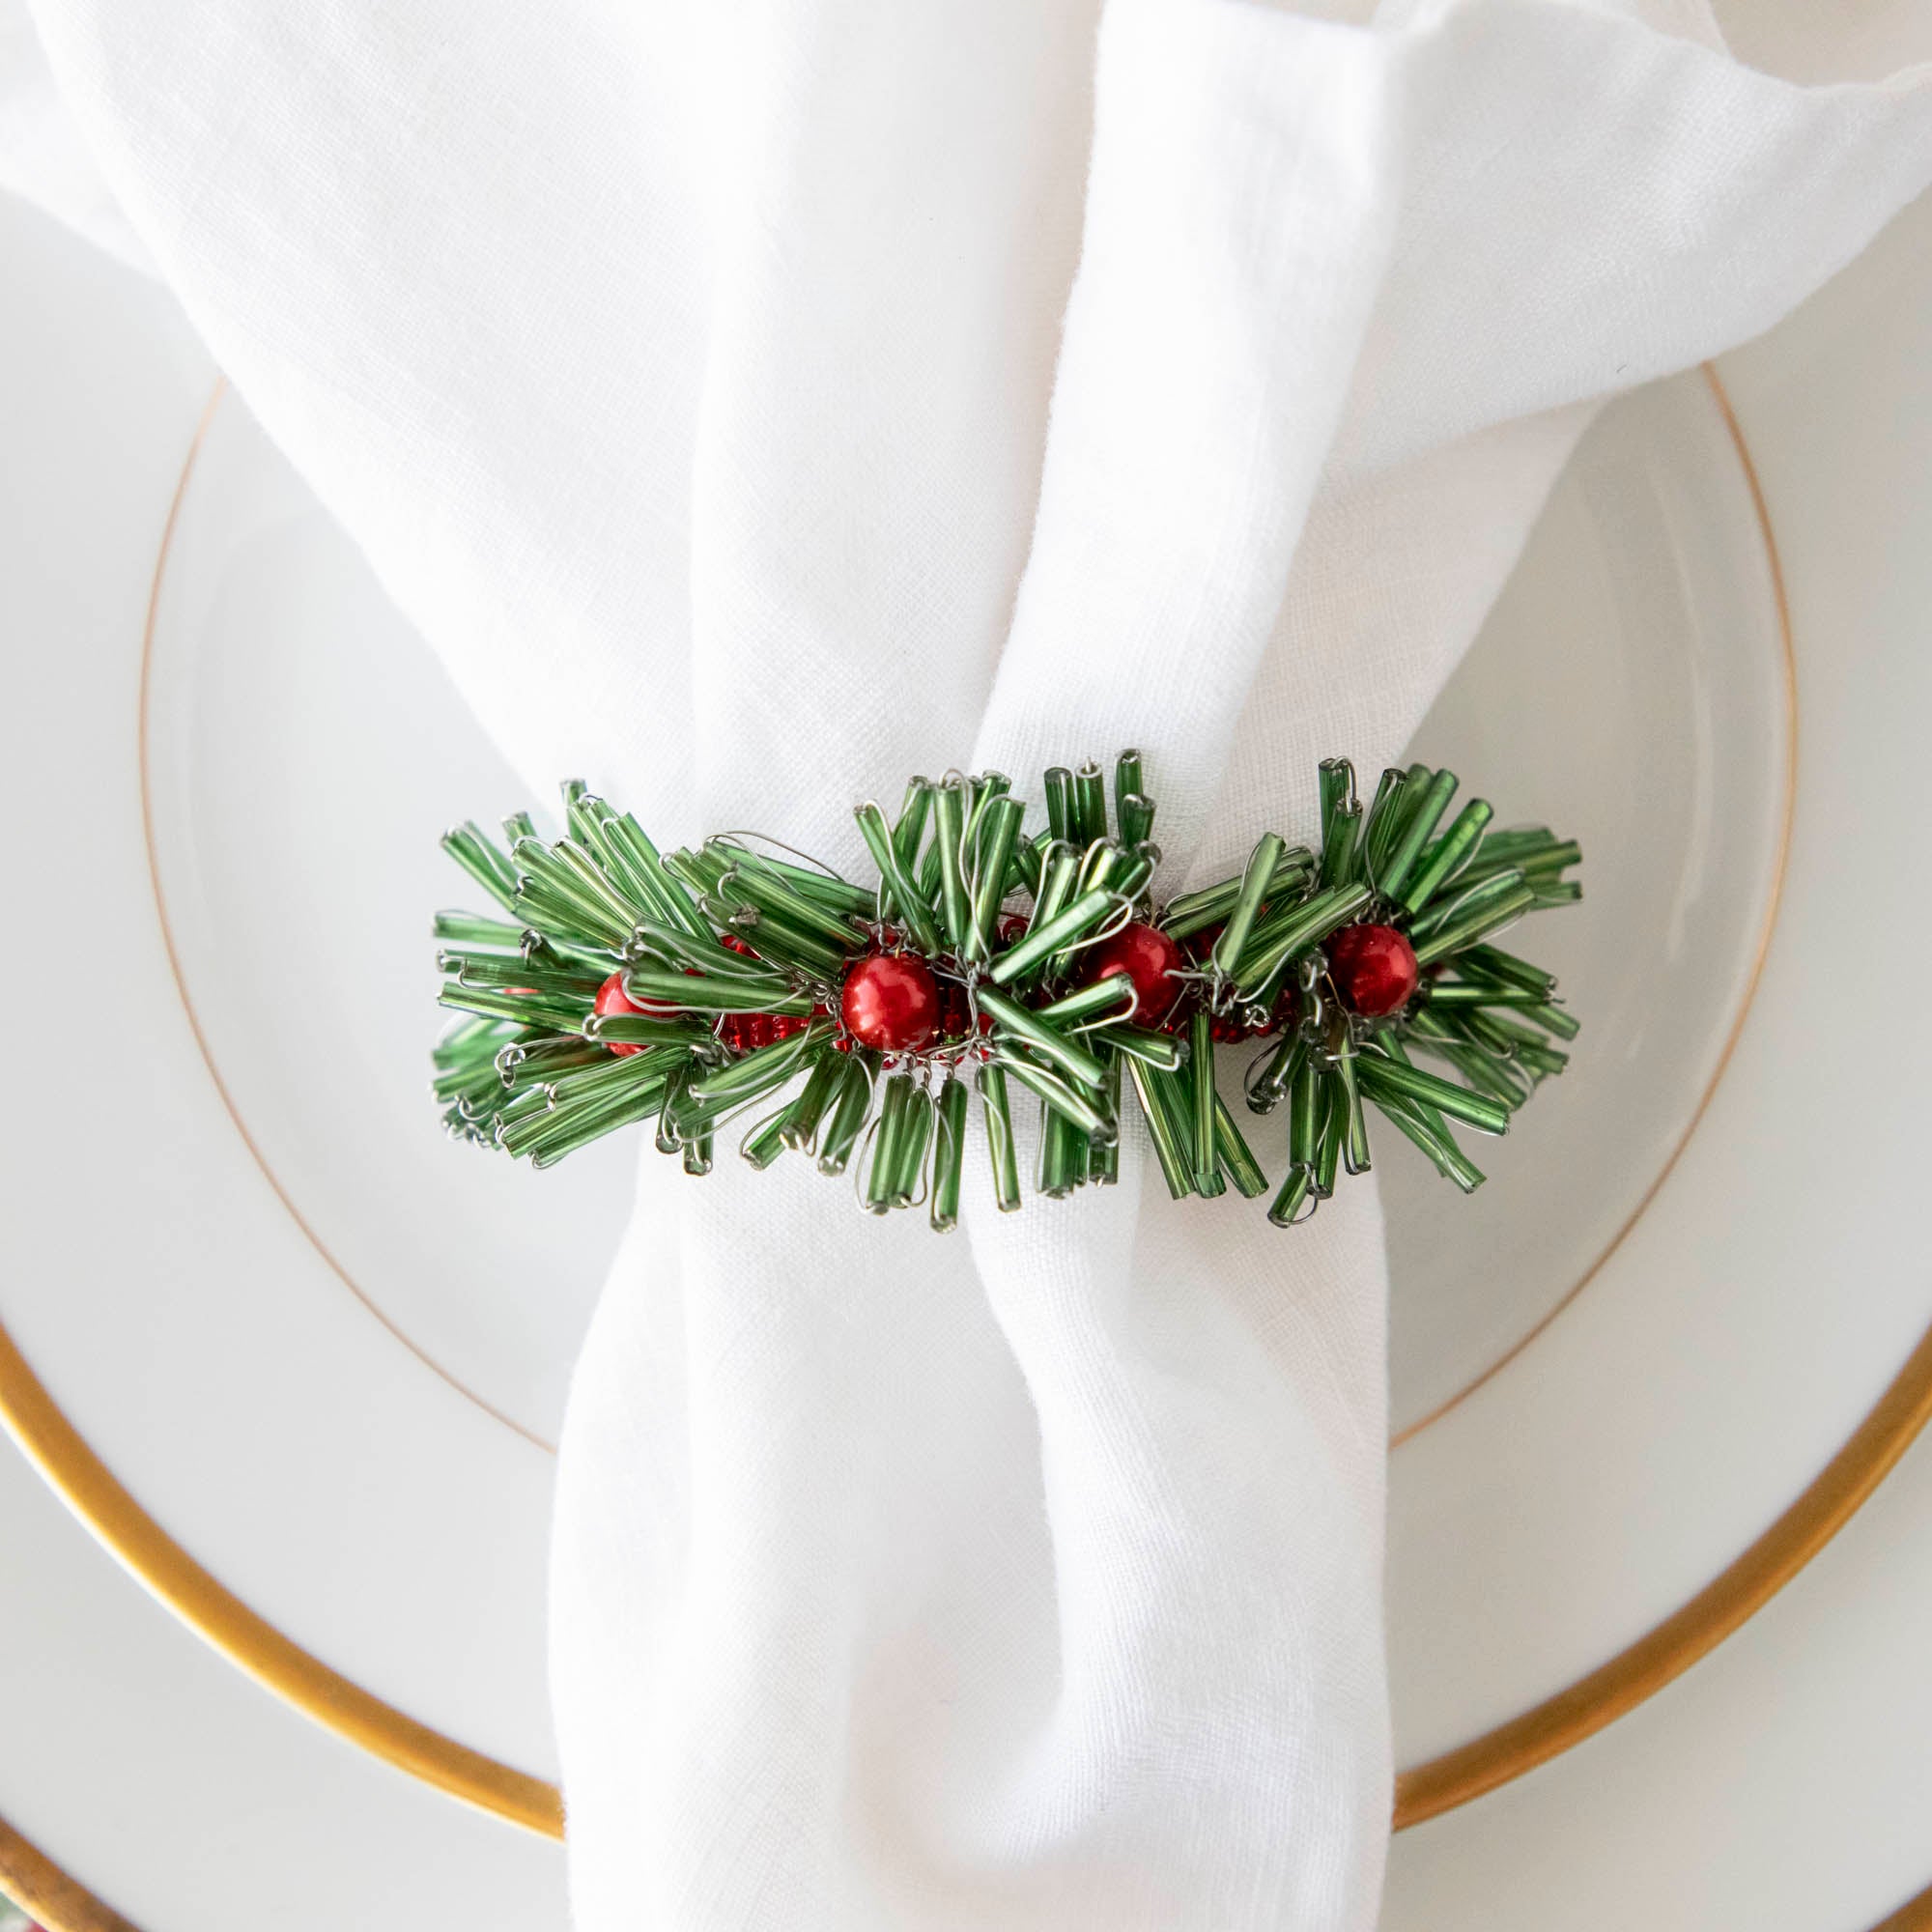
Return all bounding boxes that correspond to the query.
[431,753,1580,1228]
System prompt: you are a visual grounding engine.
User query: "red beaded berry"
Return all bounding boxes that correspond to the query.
[1325,923,1419,1017]
[840,952,942,1054]
[1080,921,1184,1027]
[593,970,653,1057]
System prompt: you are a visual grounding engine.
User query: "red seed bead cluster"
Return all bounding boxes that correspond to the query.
[719,1010,816,1052]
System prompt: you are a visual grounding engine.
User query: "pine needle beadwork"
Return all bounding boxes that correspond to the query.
[431,753,1580,1228]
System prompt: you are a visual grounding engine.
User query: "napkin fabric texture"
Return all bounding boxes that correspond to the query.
[7,1,1932,1926]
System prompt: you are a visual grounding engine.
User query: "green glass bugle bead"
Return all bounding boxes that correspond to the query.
[1525,1000,1580,1041]
[931,779,972,955]
[893,778,933,871]
[620,965,807,1014]
[1073,761,1109,845]
[433,1013,509,1073]
[1076,839,1122,900]
[1157,849,1310,943]
[1318,758,1356,846]
[1402,797,1493,914]
[976,1063,1023,1211]
[1267,1164,1316,1228]
[1421,980,1548,1009]
[1289,1059,1321,1169]
[1313,1072,1345,1197]
[1235,881,1374,1005]
[1112,847,1157,906]
[781,1048,845,1151]
[1373,1095,1486,1194]
[1244,1032,1304,1115]
[1409,864,1529,946]
[1319,759,1361,890]
[967,794,1026,965]
[986,889,1116,988]
[1091,1057,1123,1185]
[1126,1057,1192,1201]
[866,1073,914,1213]
[815,1056,875,1177]
[1037,1100,1079,1199]
[1189,1011,1219,1195]
[433,910,527,949]
[1319,803,1362,891]
[1210,833,1287,980]
[689,1022,829,1110]
[1458,943,1558,998]
[439,984,589,1032]
[976,987,1108,1092]
[1412,881,1537,967]
[722,902,850,980]
[996,1052,1114,1143]
[1043,766,1076,844]
[929,1076,970,1231]
[1379,767,1460,899]
[1360,768,1409,878]
[1094,1024,1187,1072]
[553,838,649,933]
[440,823,522,912]
[1212,1095,1268,1198]
[1335,1043,1372,1177]
[740,1112,789,1171]
[1036,974,1136,1028]
[895,1084,935,1208]
[854,801,940,953]
[716,858,867,952]
[1355,1052,1511,1136]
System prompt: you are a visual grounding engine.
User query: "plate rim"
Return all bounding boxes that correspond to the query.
[2,362,1919,1842]
[0,1806,140,1932]
[1392,363,1793,1440]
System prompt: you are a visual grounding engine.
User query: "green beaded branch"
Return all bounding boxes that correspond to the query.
[431,753,1580,1227]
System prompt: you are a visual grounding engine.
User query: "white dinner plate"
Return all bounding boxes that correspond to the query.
[4,132,1932,1857]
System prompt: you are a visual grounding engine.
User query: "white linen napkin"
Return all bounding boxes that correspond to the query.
[8,0,1932,1924]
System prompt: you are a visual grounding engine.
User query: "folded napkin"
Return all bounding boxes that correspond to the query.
[9,0,1931,1924]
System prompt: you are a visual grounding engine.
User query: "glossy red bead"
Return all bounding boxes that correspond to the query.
[1080,921,1184,1027]
[1325,923,1419,1017]
[594,970,653,1056]
[840,952,942,1054]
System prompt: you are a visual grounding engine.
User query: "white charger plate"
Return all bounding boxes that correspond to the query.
[5,156,1932,1854]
